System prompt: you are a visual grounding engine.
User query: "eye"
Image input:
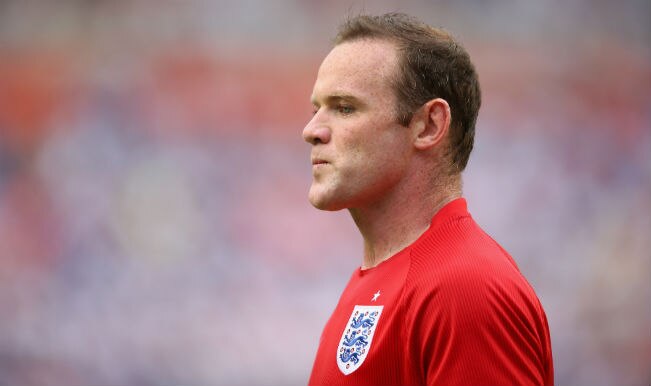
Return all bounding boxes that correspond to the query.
[337,105,355,115]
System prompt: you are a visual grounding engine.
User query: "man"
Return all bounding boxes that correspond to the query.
[302,13,553,386]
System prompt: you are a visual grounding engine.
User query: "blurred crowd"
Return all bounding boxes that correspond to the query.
[0,1,649,385]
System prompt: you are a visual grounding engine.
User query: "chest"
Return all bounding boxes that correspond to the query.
[309,257,420,385]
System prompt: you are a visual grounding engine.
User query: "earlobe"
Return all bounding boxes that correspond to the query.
[412,98,450,151]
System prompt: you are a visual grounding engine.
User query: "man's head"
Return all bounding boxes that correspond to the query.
[303,13,481,211]
[334,13,481,174]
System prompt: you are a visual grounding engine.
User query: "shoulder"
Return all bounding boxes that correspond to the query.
[408,214,519,281]
[403,215,543,323]
[398,203,554,384]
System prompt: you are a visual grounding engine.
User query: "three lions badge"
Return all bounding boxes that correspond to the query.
[336,305,384,375]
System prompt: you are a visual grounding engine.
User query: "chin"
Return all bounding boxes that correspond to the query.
[309,197,343,211]
[308,189,347,212]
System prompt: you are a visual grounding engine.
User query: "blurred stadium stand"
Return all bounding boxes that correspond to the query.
[0,1,649,385]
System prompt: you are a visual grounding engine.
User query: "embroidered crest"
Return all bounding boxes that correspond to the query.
[336,305,383,375]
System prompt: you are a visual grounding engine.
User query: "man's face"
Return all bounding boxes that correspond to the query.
[303,39,413,211]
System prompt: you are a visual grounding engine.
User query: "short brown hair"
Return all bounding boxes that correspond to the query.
[334,13,481,173]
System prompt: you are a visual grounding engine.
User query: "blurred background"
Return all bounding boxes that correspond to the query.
[0,1,649,385]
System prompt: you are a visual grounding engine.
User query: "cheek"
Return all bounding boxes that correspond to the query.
[367,126,410,161]
[346,130,409,178]
[334,115,410,166]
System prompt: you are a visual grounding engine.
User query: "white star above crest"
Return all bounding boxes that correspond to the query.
[371,290,381,302]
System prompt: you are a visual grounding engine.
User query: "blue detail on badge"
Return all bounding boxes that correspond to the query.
[339,312,378,364]
[340,348,360,364]
[341,330,369,347]
[350,313,376,329]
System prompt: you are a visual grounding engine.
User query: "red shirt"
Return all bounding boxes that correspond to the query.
[308,198,553,385]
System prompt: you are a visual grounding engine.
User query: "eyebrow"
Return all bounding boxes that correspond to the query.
[311,94,364,107]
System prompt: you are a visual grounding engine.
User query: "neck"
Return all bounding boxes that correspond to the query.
[350,173,461,269]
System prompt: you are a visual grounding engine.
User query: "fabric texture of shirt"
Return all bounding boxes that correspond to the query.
[308,198,554,386]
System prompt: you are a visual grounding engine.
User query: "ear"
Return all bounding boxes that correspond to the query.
[410,98,451,151]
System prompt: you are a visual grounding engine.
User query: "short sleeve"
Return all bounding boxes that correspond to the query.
[403,264,553,386]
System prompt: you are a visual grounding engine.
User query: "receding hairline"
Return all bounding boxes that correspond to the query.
[333,13,457,47]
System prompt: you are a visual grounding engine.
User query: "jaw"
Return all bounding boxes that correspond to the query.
[308,171,360,211]
[308,183,345,211]
[308,165,340,211]
[308,163,407,212]
[308,179,392,212]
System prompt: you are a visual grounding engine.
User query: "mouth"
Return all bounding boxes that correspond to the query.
[312,158,329,166]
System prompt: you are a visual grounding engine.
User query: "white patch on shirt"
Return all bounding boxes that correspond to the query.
[336,305,384,375]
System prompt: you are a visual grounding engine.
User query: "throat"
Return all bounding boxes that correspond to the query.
[352,188,461,270]
[360,222,429,269]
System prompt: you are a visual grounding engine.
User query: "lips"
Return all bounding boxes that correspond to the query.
[312,158,329,165]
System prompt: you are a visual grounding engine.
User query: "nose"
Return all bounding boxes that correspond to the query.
[302,112,331,145]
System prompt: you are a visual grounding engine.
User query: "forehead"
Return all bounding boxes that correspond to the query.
[311,39,399,103]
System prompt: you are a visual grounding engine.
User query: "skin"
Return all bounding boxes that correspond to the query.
[303,38,460,269]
